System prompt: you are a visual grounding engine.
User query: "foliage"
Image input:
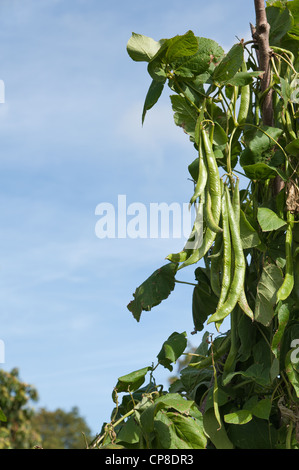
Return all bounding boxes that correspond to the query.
[0,368,41,449]
[32,406,93,449]
[93,0,299,449]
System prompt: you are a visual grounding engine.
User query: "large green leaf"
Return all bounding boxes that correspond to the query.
[203,408,234,449]
[155,393,195,415]
[254,263,283,326]
[165,411,207,449]
[157,332,187,371]
[240,209,261,249]
[226,71,262,86]
[223,363,271,387]
[127,263,178,321]
[146,31,198,82]
[227,417,277,449]
[251,398,272,420]
[212,43,243,84]
[140,393,195,436]
[170,94,198,139]
[116,415,142,444]
[240,126,284,171]
[127,33,162,62]
[165,30,199,63]
[173,37,224,77]
[267,5,293,45]
[242,162,284,181]
[285,138,299,156]
[113,366,152,401]
[257,207,287,232]
[192,284,219,333]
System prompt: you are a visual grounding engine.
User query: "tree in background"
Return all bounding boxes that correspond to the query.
[0,368,41,449]
[0,368,93,449]
[32,407,93,449]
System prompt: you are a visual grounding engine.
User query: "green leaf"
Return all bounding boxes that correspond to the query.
[170,94,198,139]
[117,415,142,444]
[188,158,199,181]
[165,411,207,449]
[254,263,284,326]
[285,349,299,397]
[203,408,234,449]
[114,366,151,398]
[224,410,252,425]
[213,122,228,146]
[257,207,287,232]
[173,37,224,77]
[240,209,261,249]
[154,410,192,449]
[226,71,262,86]
[248,125,283,154]
[240,126,284,176]
[142,79,165,124]
[140,393,195,436]
[227,417,277,449]
[127,263,178,321]
[223,363,271,387]
[165,30,199,63]
[242,162,283,181]
[267,6,293,45]
[212,43,244,84]
[127,33,162,62]
[285,138,299,156]
[157,332,187,371]
[280,76,292,107]
[0,408,7,422]
[251,398,272,420]
[155,393,194,414]
[192,284,219,333]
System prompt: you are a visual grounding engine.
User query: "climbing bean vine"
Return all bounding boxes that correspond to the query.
[92,0,299,450]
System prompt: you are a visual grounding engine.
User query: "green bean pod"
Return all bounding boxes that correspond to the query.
[203,185,223,233]
[216,183,232,309]
[208,185,246,324]
[231,178,254,320]
[190,136,208,205]
[179,128,222,269]
[237,68,250,125]
[210,231,223,297]
[277,211,295,302]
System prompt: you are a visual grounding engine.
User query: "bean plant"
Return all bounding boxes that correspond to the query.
[91,0,299,449]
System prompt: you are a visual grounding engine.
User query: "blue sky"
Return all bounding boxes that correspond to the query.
[0,0,256,437]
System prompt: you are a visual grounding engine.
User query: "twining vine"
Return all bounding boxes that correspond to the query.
[91,0,299,449]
